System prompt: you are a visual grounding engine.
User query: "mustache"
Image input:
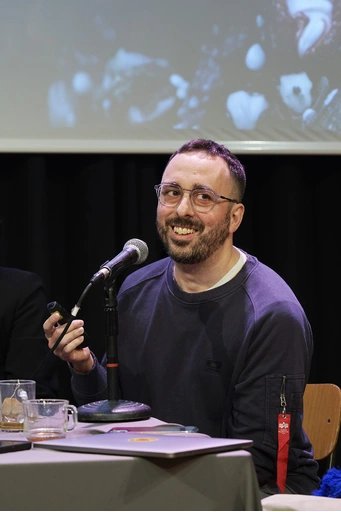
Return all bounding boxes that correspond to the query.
[165,217,204,231]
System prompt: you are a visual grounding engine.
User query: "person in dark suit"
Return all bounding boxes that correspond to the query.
[0,266,59,398]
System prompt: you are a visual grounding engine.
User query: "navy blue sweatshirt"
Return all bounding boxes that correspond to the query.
[71,252,320,493]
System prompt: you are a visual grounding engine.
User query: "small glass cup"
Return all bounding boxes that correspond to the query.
[0,379,36,431]
[22,399,78,441]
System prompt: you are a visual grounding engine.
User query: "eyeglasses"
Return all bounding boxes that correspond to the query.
[154,183,239,213]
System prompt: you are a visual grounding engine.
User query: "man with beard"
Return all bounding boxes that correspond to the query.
[43,138,320,497]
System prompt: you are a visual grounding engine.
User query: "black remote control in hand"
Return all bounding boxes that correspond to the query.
[47,301,89,349]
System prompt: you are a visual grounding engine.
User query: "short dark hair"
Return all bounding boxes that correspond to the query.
[168,138,246,202]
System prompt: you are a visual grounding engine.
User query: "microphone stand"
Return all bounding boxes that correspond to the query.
[77,279,151,422]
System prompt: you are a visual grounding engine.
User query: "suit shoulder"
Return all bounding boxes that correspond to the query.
[0,267,43,292]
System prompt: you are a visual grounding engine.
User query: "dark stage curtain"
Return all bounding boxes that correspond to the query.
[0,152,339,418]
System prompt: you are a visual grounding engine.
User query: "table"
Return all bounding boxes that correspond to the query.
[0,417,261,511]
[261,493,341,510]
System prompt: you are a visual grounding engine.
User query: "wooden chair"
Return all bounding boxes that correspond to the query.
[303,383,341,468]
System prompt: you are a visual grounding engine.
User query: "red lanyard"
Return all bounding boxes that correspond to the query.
[277,376,291,493]
[277,413,291,492]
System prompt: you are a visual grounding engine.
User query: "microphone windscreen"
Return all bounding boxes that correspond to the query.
[123,238,149,264]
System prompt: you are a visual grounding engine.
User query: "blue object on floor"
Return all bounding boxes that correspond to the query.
[313,467,341,498]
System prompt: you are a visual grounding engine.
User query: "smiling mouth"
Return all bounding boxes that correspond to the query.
[172,226,197,235]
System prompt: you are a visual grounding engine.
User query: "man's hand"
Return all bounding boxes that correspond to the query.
[43,313,94,373]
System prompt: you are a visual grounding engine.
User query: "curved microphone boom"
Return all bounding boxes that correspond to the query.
[90,238,149,284]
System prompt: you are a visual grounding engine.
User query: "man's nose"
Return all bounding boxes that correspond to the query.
[176,191,195,215]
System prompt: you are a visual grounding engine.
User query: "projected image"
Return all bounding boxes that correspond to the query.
[1,0,341,152]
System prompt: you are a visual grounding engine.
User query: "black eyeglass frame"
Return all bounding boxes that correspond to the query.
[154,183,239,212]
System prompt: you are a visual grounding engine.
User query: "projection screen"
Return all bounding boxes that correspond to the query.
[1,0,341,154]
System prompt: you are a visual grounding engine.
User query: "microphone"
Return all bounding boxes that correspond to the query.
[90,238,149,284]
[78,236,152,422]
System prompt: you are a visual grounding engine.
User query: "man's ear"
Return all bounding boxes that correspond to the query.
[229,203,245,233]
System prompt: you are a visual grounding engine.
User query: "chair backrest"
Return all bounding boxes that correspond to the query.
[303,383,341,467]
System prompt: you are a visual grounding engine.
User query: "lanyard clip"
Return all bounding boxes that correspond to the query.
[280,376,287,417]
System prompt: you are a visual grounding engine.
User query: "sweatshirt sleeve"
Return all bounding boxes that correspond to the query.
[226,299,315,488]
[70,353,107,406]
